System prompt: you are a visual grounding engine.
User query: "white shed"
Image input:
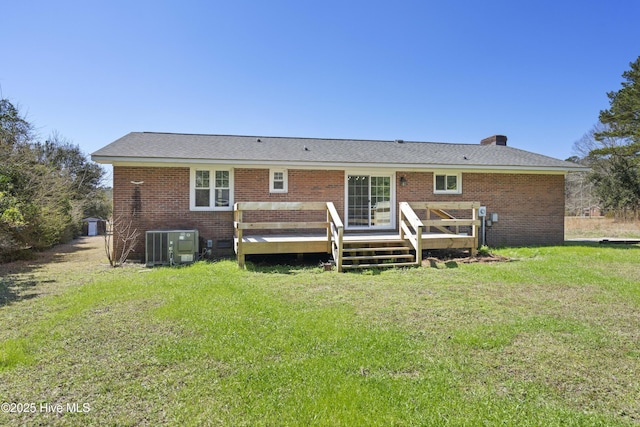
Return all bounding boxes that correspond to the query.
[82,217,106,236]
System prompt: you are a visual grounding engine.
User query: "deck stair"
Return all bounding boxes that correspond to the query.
[341,238,416,269]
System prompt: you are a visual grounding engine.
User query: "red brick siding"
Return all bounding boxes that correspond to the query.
[112,166,344,259]
[113,166,565,260]
[113,166,234,260]
[397,172,565,246]
[234,169,344,234]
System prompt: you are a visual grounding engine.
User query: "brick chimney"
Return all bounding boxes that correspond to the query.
[480,135,508,146]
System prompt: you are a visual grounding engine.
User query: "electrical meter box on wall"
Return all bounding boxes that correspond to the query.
[478,206,487,217]
[146,230,199,266]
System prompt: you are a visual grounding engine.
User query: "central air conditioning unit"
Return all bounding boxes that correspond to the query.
[145,230,199,267]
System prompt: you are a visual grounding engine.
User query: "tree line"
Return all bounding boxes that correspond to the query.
[0,98,111,260]
[566,56,640,219]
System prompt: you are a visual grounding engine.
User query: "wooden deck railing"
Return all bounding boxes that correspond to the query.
[233,201,481,269]
[233,202,343,269]
[399,202,424,264]
[412,201,481,234]
[409,202,481,256]
[326,202,344,271]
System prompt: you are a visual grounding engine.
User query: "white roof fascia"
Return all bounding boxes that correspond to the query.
[94,156,587,174]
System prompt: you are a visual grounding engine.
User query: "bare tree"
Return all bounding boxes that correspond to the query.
[104,212,140,267]
[565,171,598,216]
[569,123,640,218]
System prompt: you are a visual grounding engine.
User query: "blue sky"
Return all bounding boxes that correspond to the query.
[2,0,639,175]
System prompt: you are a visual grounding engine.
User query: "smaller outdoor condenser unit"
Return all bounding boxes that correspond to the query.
[145,230,199,267]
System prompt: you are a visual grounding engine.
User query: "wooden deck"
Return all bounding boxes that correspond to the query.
[237,232,475,246]
[234,201,481,271]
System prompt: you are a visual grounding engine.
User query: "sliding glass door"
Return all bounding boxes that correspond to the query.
[347,174,393,228]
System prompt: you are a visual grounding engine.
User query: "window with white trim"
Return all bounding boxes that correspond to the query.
[195,170,211,207]
[191,168,233,210]
[434,173,461,194]
[269,169,288,193]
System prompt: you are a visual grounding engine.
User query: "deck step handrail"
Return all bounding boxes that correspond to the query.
[399,202,424,264]
[326,202,344,272]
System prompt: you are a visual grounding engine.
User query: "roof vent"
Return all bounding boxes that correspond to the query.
[256,138,261,142]
[395,139,404,144]
[480,135,507,146]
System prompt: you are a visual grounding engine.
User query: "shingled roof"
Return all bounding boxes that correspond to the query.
[92,132,585,172]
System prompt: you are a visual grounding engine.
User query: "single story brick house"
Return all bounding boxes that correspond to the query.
[92,132,585,266]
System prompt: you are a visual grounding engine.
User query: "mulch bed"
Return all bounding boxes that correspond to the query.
[421,249,510,268]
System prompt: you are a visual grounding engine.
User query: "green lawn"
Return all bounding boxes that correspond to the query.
[1,243,639,426]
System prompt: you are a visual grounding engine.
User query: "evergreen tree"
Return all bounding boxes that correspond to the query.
[586,57,640,218]
[597,56,640,144]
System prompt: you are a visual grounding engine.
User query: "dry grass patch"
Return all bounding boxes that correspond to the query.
[565,216,640,239]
